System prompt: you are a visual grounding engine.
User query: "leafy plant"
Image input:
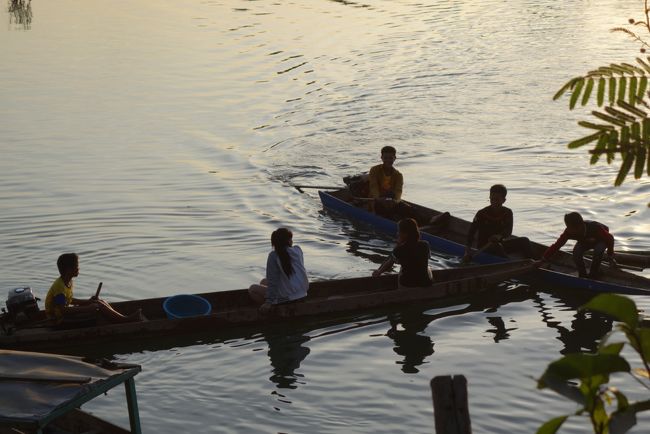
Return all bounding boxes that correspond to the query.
[537,294,650,434]
[553,1,650,204]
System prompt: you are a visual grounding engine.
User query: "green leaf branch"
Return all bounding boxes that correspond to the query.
[537,294,650,434]
[554,2,650,205]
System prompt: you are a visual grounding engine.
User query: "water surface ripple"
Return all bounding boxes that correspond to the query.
[1,0,649,432]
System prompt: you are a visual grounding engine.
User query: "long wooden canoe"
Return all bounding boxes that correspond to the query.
[0,260,532,353]
[319,189,650,295]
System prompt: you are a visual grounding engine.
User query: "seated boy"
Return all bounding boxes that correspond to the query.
[463,184,531,262]
[45,253,144,324]
[368,145,404,218]
[537,212,617,278]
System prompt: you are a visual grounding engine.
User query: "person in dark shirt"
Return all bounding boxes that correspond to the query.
[463,184,530,262]
[536,212,617,278]
[373,218,433,288]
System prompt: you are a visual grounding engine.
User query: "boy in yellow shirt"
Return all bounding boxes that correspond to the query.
[367,146,449,231]
[368,146,404,216]
[46,253,143,324]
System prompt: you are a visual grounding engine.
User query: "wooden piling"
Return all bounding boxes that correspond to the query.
[430,375,472,434]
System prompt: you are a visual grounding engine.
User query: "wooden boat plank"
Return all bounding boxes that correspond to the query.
[0,261,532,352]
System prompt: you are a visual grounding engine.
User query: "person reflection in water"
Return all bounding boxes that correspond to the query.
[265,331,311,389]
[249,228,309,313]
[387,313,434,374]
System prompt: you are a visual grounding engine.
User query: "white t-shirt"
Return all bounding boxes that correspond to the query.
[265,245,309,304]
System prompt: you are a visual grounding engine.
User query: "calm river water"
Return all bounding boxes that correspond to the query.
[2,0,650,432]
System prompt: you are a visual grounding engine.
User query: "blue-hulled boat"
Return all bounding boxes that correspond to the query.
[319,189,650,295]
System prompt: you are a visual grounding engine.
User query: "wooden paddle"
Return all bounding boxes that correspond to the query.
[585,252,648,271]
[293,185,342,193]
[604,261,644,273]
[611,252,650,270]
[93,282,103,300]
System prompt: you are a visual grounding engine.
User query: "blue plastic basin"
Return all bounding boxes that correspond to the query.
[163,294,212,319]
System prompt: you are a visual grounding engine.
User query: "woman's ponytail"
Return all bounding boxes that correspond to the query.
[271,228,294,276]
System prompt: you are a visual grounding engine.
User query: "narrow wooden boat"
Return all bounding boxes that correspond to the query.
[319,189,650,295]
[0,261,532,353]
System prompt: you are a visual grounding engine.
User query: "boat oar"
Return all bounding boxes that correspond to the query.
[605,262,644,273]
[293,185,342,193]
[586,252,648,271]
[92,282,103,300]
[611,252,650,270]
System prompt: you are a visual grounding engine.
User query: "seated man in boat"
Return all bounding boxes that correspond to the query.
[537,212,617,278]
[367,146,449,231]
[368,145,404,219]
[249,228,309,312]
[373,218,433,288]
[45,253,144,324]
[463,184,531,263]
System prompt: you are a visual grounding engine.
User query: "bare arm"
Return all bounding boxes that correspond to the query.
[373,256,395,277]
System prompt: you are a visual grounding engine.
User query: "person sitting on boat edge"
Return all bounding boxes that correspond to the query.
[373,218,433,288]
[463,184,531,263]
[535,212,617,278]
[45,253,144,324]
[249,228,309,312]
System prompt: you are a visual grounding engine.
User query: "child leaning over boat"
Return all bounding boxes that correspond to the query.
[248,228,309,312]
[535,212,618,279]
[373,218,433,288]
[45,253,144,324]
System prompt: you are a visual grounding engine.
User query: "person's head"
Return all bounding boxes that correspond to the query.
[489,184,507,208]
[271,228,293,250]
[380,146,397,168]
[398,218,420,243]
[57,253,79,278]
[564,212,585,236]
[271,228,294,276]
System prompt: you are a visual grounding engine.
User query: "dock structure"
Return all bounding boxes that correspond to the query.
[431,375,472,434]
[0,350,142,434]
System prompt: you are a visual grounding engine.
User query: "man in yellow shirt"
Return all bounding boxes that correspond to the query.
[45,253,144,324]
[368,146,404,217]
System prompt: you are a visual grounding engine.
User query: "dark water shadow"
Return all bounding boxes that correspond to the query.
[7,0,32,30]
[264,329,311,389]
[386,284,533,373]
[532,290,613,354]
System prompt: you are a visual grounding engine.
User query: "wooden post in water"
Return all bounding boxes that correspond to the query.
[430,375,472,434]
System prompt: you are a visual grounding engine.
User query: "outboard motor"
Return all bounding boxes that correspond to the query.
[5,287,40,320]
[343,173,369,197]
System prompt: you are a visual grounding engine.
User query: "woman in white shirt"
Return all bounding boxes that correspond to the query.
[249,228,309,310]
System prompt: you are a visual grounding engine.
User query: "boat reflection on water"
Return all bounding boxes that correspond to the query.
[533,292,614,355]
[7,0,31,30]
[264,330,311,389]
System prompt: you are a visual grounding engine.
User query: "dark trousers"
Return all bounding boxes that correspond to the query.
[484,236,532,259]
[375,200,420,222]
[574,240,607,277]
